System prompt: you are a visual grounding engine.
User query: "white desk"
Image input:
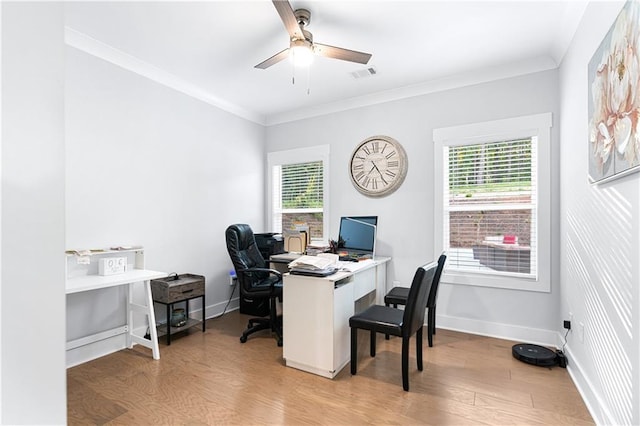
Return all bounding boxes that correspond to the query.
[283,257,390,378]
[66,249,166,364]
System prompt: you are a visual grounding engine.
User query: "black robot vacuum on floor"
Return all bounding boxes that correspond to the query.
[512,343,566,368]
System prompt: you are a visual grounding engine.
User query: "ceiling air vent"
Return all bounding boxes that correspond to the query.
[350,66,377,79]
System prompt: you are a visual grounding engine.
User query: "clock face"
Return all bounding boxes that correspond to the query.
[349,136,408,197]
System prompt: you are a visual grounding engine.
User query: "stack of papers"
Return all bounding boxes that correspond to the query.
[288,254,374,275]
[288,253,338,272]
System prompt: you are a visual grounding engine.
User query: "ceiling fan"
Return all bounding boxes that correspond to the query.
[255,0,372,70]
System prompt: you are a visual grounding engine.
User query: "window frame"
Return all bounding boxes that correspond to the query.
[267,145,330,244]
[433,113,552,292]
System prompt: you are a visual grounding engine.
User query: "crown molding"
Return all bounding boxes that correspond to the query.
[64,27,265,125]
[65,27,560,129]
[266,55,558,126]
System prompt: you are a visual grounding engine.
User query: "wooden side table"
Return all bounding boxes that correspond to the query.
[151,274,205,345]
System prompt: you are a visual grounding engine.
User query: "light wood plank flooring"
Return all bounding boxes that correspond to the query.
[68,311,593,425]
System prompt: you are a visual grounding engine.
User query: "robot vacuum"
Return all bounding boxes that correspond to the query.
[512,343,560,367]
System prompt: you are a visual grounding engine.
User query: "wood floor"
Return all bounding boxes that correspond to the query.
[68,310,594,425]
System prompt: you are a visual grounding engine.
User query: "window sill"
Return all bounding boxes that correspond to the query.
[442,270,549,293]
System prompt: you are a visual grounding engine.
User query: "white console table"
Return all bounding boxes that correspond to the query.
[283,257,390,378]
[65,248,166,365]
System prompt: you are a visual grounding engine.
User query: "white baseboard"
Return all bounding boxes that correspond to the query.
[436,313,615,425]
[563,345,616,426]
[66,297,241,368]
[436,313,558,346]
[205,296,239,319]
[66,334,128,368]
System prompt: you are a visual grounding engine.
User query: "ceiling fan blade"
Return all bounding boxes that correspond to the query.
[313,43,371,64]
[255,48,290,69]
[314,43,372,65]
[272,0,304,40]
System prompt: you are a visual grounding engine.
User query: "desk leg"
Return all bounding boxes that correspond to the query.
[125,281,160,360]
[144,280,161,359]
[202,295,206,332]
[166,303,171,346]
[126,283,133,350]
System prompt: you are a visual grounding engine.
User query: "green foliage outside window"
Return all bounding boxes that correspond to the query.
[448,139,532,196]
[282,161,323,209]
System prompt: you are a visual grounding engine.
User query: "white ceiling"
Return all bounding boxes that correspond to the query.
[64,1,588,125]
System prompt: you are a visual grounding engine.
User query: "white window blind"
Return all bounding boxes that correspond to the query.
[444,138,538,279]
[271,160,324,240]
[281,161,323,209]
[268,146,330,243]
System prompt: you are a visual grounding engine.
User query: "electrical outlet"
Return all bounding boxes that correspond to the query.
[569,312,573,322]
[579,322,585,343]
[229,275,237,286]
[392,280,401,286]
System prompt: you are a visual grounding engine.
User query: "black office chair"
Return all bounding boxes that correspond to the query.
[349,261,438,391]
[225,224,283,346]
[384,253,446,346]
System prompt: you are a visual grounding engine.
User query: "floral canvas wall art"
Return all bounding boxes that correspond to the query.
[588,0,640,183]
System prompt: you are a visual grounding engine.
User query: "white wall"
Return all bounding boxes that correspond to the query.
[266,69,561,345]
[1,3,67,424]
[65,46,266,364]
[4,2,636,423]
[1,4,4,419]
[559,1,640,424]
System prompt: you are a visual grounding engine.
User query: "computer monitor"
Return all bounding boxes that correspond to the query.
[338,216,378,257]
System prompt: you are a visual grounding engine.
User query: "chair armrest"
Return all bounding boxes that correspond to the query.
[245,267,282,278]
[241,267,283,289]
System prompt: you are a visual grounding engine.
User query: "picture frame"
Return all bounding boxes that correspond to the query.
[588,0,640,184]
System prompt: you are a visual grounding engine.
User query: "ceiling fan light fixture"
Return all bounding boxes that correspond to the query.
[254,1,372,71]
[289,40,314,67]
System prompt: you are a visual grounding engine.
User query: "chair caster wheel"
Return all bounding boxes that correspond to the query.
[240,335,247,343]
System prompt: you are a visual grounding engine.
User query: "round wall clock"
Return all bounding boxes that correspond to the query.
[349,135,408,197]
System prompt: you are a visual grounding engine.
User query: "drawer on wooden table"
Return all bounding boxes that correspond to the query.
[151,273,205,303]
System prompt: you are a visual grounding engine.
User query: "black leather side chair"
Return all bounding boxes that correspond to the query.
[225,224,283,346]
[384,253,446,346]
[349,261,438,391]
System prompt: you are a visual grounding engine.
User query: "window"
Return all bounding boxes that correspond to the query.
[267,146,329,243]
[434,113,551,292]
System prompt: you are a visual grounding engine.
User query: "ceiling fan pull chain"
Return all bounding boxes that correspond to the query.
[291,57,296,85]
